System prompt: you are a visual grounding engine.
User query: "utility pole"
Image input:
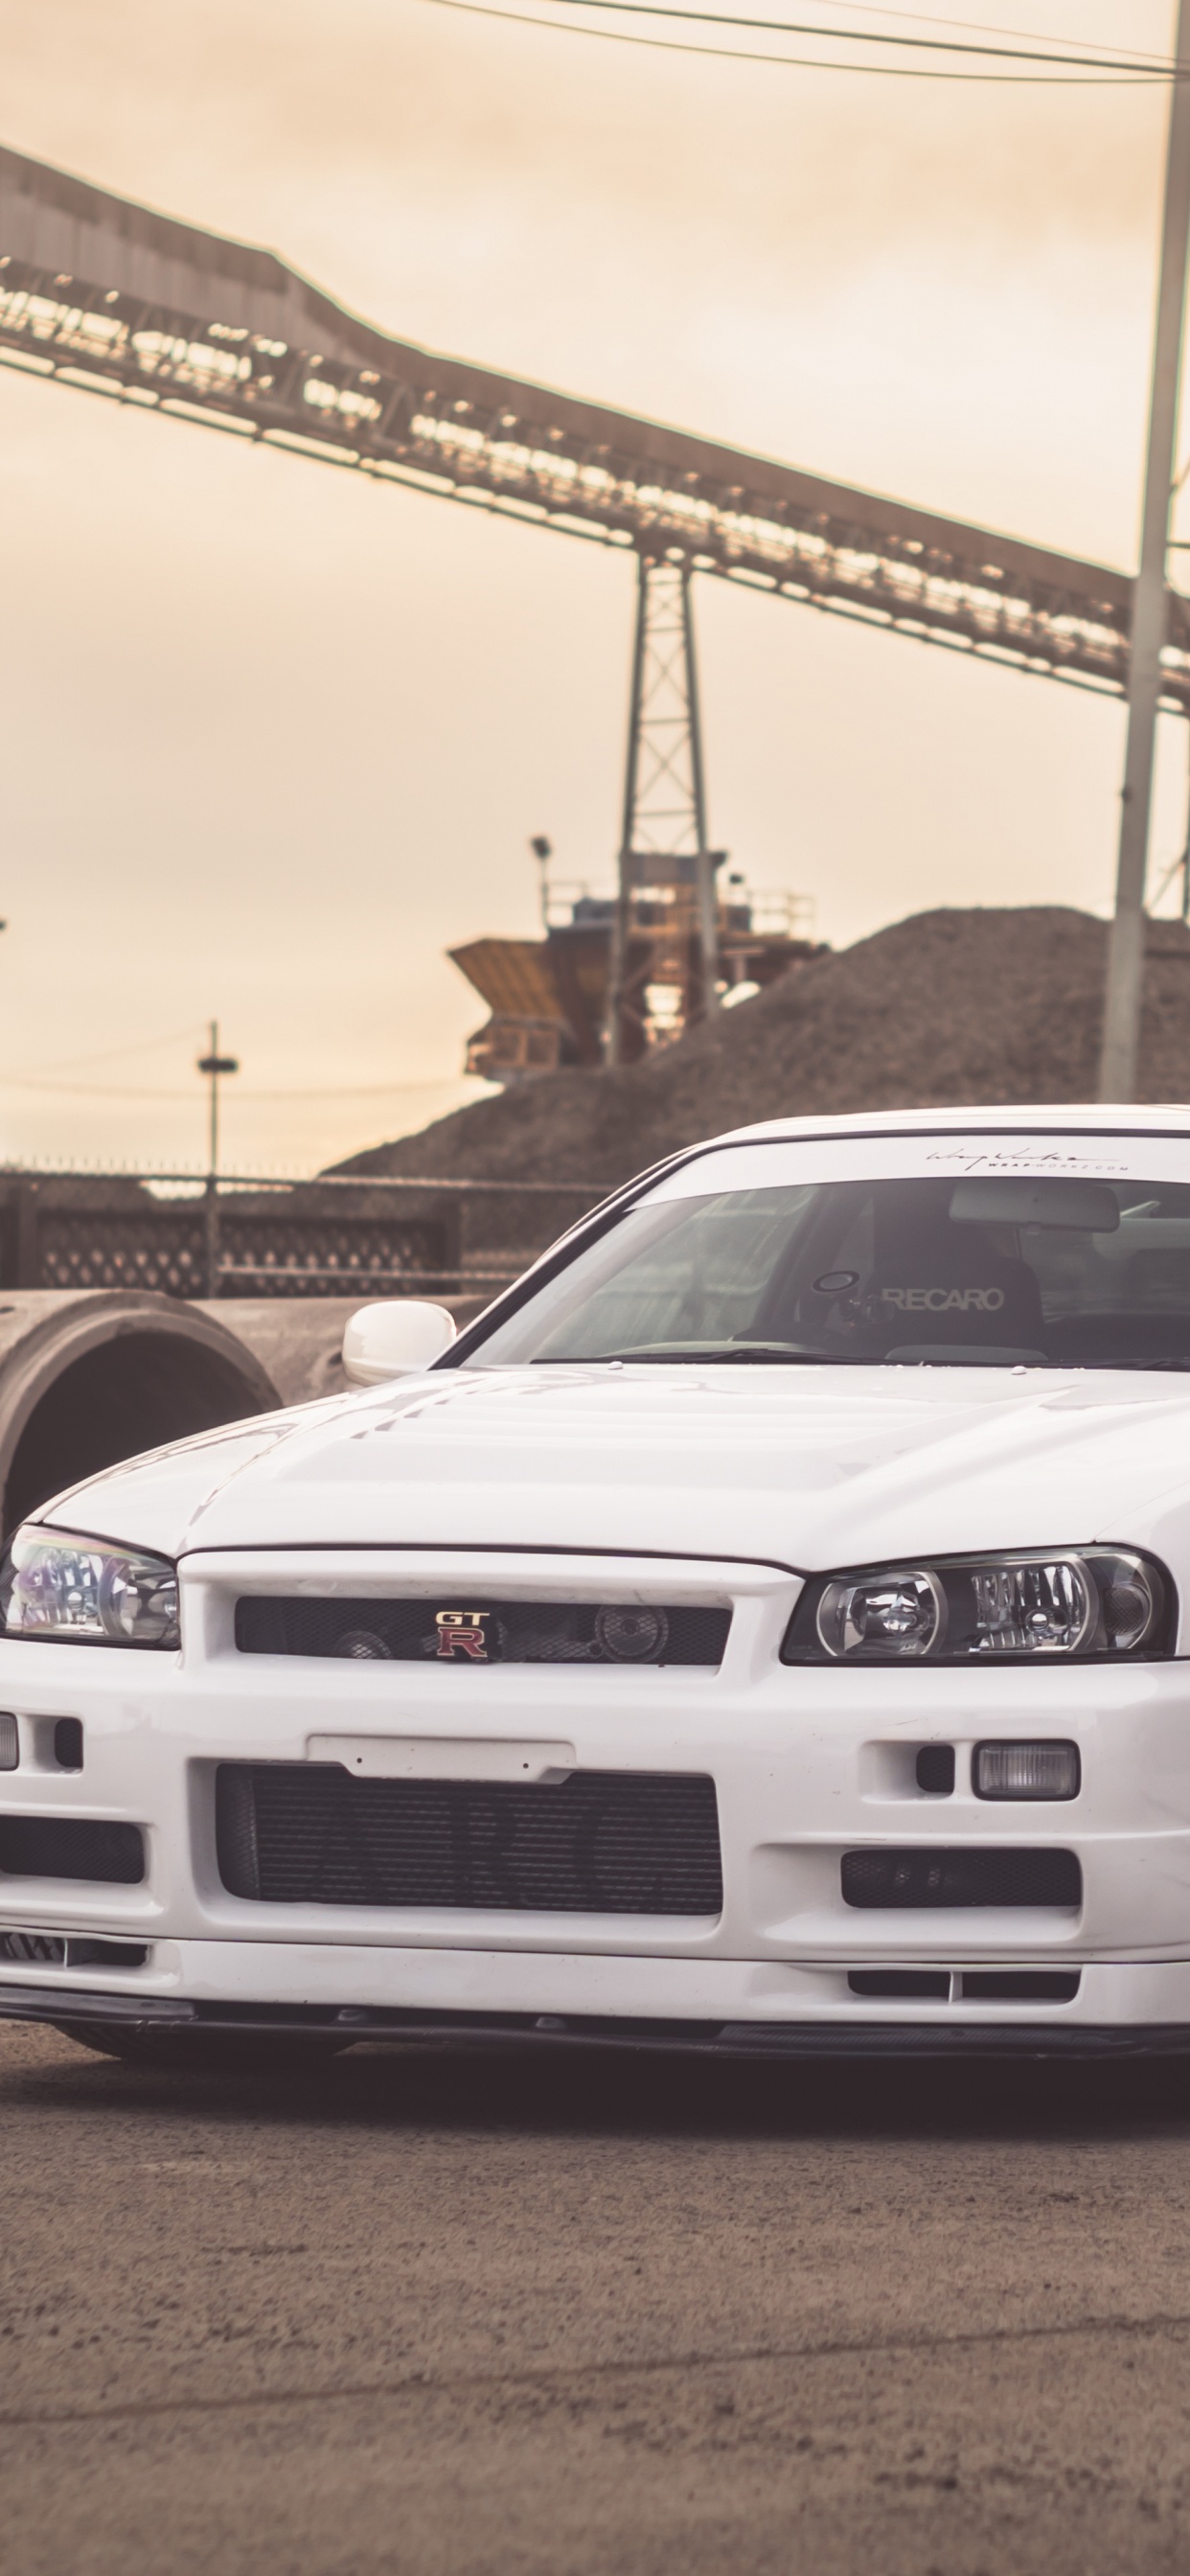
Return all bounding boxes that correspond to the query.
[1098,0,1190,1101]
[197,1020,239,1298]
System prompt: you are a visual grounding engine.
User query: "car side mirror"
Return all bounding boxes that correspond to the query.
[342,1300,458,1386]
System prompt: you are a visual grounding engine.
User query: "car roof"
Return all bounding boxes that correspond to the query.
[691,1103,1190,1150]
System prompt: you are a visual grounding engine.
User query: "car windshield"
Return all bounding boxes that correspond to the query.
[464,1133,1190,1369]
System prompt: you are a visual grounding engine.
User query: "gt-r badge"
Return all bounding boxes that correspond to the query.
[436,1610,491,1661]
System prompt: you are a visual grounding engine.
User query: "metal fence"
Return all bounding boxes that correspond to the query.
[0,1172,599,1300]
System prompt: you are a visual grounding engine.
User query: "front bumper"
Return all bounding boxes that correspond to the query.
[3,1544,1190,2050]
[8,1946,1190,2059]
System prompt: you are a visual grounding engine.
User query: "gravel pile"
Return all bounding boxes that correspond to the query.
[337,906,1190,1247]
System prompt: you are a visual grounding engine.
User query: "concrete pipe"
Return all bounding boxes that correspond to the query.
[194,1299,360,1412]
[0,1292,283,1537]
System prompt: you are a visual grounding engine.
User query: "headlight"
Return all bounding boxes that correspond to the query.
[783,1549,1173,1664]
[0,1529,180,1648]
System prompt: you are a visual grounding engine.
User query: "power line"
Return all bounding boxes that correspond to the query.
[799,3,1161,58]
[0,1072,477,1102]
[536,0,1171,72]
[416,0,1168,79]
[11,1021,209,1080]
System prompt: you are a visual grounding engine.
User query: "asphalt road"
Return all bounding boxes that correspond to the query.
[7,2022,1190,2575]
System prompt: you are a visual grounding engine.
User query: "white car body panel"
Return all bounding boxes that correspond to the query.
[30,1366,1190,1569]
[6,1101,1190,2054]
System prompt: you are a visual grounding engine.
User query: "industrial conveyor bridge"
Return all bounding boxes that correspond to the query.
[3,143,1187,714]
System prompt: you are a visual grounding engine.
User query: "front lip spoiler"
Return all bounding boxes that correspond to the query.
[6,1984,1190,2058]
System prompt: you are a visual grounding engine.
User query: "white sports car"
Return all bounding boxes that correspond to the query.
[4,1102,1190,2065]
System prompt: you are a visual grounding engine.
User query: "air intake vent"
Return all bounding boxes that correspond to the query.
[960,1970,1081,2002]
[841,1848,1081,1910]
[0,1818,144,1884]
[217,1763,722,1916]
[235,1597,731,1668]
[848,1969,950,1999]
[0,1932,149,1968]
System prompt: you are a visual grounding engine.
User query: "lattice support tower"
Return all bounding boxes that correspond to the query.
[605,556,721,1063]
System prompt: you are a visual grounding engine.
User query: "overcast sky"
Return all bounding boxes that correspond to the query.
[0,0,1181,1171]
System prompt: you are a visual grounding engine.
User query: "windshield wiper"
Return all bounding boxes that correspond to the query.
[1072,1355,1190,1372]
[527,1339,1190,1373]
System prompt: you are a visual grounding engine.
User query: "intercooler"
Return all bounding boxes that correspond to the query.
[216,1762,723,1916]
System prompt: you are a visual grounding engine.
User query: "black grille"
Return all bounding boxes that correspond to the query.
[235,1597,730,1668]
[0,1933,148,1967]
[847,1967,1082,2002]
[960,1970,1081,2002]
[0,1818,144,1884]
[848,1969,950,1998]
[841,1848,1082,1910]
[217,1763,722,1915]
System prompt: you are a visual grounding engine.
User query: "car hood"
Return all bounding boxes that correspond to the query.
[31,1362,1190,1573]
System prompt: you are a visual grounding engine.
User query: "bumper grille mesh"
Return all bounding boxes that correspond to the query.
[217,1762,722,1916]
[842,1848,1082,1909]
[235,1596,730,1668]
[0,1932,149,1967]
[0,1818,144,1884]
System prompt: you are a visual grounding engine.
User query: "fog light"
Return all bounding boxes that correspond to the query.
[973,1741,1080,1800]
[0,1714,16,1769]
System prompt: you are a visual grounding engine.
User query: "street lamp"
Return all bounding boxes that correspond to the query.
[530,835,552,931]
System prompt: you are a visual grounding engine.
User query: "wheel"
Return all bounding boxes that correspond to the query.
[51,2022,352,2069]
